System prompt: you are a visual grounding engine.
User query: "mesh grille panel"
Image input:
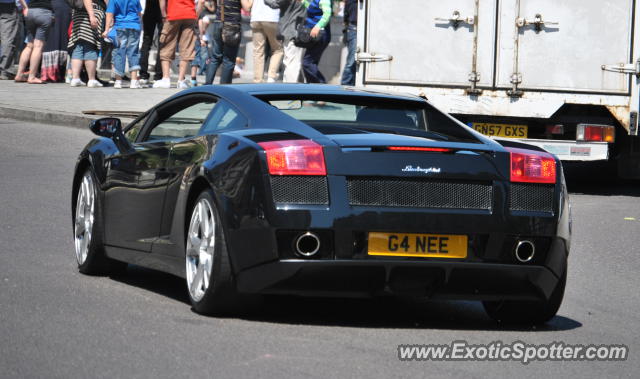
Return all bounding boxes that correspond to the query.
[347,178,493,210]
[270,176,329,205]
[510,184,554,212]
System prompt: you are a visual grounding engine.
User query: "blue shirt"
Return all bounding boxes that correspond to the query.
[106,0,142,30]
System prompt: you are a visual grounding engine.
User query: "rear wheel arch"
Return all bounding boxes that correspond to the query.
[184,176,241,276]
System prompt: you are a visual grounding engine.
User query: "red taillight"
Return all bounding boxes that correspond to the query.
[258,139,327,175]
[507,147,556,184]
[576,124,615,142]
[388,146,452,153]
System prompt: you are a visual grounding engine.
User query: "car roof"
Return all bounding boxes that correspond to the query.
[185,83,425,102]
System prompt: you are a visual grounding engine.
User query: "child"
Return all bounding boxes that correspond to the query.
[103,0,143,88]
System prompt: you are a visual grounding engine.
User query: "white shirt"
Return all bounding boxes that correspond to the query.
[250,0,280,23]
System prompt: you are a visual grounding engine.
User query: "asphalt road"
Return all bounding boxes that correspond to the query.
[1,118,638,378]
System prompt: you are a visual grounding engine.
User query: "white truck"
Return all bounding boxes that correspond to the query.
[355,0,640,178]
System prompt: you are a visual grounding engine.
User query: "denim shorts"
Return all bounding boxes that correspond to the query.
[71,41,99,61]
[26,8,53,43]
[113,28,141,76]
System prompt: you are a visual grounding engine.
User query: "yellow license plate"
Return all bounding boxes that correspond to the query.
[368,232,467,258]
[472,123,528,138]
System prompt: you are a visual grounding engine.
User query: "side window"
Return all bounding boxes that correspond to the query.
[144,98,217,142]
[199,100,247,135]
[124,112,150,143]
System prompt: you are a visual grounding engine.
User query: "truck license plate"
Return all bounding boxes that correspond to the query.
[471,123,528,138]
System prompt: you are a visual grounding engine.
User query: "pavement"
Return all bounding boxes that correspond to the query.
[0,73,251,129]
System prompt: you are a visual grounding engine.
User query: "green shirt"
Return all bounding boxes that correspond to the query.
[302,0,332,29]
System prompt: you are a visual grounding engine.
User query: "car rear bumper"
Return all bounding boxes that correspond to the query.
[235,249,567,302]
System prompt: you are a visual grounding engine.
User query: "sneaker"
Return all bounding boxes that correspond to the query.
[152,78,171,88]
[87,80,103,88]
[190,79,197,87]
[138,78,148,85]
[177,79,191,89]
[70,78,86,87]
[65,73,72,84]
[267,77,276,83]
[130,80,143,89]
[114,80,122,89]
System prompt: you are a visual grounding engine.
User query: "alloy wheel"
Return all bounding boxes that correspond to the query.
[74,173,95,265]
[186,198,216,302]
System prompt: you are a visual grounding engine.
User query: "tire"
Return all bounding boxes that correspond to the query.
[185,189,238,315]
[73,168,127,275]
[483,268,567,325]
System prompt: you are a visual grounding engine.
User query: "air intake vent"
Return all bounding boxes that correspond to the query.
[347,177,492,210]
[510,184,554,213]
[270,176,329,205]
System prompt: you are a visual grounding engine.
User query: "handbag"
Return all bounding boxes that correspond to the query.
[220,0,241,47]
[293,24,325,48]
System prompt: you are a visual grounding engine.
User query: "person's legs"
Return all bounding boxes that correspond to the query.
[113,29,127,79]
[80,43,100,85]
[85,59,97,81]
[205,21,223,84]
[140,11,158,79]
[302,30,330,84]
[219,42,240,84]
[158,20,179,80]
[340,26,357,86]
[177,19,196,83]
[71,59,83,79]
[251,21,267,83]
[27,39,45,82]
[125,29,141,81]
[263,22,283,81]
[16,42,33,80]
[282,40,304,83]
[69,42,87,85]
[25,7,51,78]
[302,45,326,83]
[0,3,18,77]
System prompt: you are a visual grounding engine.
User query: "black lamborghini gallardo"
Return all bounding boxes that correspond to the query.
[72,84,570,324]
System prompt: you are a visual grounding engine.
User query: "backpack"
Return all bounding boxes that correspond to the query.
[65,0,85,11]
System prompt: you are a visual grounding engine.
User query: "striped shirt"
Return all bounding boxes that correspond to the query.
[68,1,106,51]
[215,0,241,24]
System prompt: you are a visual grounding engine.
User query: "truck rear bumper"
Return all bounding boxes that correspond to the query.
[496,138,609,161]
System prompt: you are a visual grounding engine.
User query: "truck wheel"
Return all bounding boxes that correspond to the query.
[483,269,567,325]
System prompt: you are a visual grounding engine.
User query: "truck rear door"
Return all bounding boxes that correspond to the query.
[361,0,497,92]
[496,0,634,95]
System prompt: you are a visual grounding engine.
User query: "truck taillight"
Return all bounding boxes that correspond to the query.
[506,148,556,184]
[258,140,327,175]
[576,124,615,143]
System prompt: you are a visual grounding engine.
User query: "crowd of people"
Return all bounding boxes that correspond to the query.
[0,0,358,88]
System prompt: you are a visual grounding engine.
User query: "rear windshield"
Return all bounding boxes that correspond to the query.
[258,95,480,143]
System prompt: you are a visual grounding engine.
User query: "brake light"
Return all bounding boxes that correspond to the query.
[388,146,452,153]
[507,147,556,184]
[576,124,615,142]
[258,139,327,175]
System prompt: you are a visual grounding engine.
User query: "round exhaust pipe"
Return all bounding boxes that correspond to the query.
[514,240,535,263]
[295,232,321,257]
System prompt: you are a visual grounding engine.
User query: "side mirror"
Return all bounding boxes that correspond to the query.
[90,117,122,138]
[89,117,134,154]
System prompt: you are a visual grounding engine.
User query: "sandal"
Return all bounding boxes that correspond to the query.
[27,77,45,84]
